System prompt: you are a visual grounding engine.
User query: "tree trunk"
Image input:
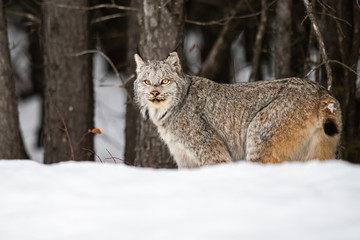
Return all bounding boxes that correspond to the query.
[43,0,94,164]
[0,0,28,159]
[336,0,360,162]
[274,0,292,78]
[124,0,139,166]
[125,0,184,168]
[249,0,268,82]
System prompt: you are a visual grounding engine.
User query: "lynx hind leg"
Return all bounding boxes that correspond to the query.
[246,97,319,163]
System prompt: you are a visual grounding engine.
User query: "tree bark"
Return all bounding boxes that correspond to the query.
[125,0,184,168]
[124,0,140,166]
[336,0,360,162]
[249,0,268,82]
[274,0,292,78]
[43,0,94,164]
[0,0,28,159]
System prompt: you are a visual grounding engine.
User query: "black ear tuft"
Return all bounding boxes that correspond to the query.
[136,44,144,60]
[173,43,181,53]
[165,51,182,73]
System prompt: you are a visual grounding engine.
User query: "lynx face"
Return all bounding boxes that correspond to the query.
[134,52,190,121]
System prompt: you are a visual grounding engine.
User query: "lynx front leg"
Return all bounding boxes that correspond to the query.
[188,129,232,166]
[200,137,232,166]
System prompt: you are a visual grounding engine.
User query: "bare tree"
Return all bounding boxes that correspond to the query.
[0,0,28,159]
[125,0,184,168]
[42,0,94,164]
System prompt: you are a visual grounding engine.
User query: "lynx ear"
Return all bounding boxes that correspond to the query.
[134,53,146,73]
[165,52,181,74]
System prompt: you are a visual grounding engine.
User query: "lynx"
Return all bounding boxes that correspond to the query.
[134,52,342,168]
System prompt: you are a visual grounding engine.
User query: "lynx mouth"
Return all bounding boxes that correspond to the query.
[149,98,166,104]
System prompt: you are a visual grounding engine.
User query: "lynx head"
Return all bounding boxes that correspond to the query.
[134,52,190,122]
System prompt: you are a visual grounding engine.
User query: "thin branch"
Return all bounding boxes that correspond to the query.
[9,28,36,50]
[304,60,360,79]
[51,100,75,161]
[158,0,171,9]
[71,48,135,107]
[83,148,103,163]
[303,0,333,91]
[73,132,90,152]
[186,0,276,26]
[106,149,117,164]
[91,13,129,24]
[39,1,137,11]
[5,9,41,25]
[186,12,261,26]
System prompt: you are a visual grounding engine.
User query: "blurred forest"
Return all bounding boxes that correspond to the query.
[0,0,359,166]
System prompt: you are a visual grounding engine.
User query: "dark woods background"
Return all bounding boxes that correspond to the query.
[0,0,359,166]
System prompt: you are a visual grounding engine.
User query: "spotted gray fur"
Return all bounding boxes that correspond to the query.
[134,52,342,168]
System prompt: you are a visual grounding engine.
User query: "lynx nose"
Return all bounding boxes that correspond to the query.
[150,90,160,97]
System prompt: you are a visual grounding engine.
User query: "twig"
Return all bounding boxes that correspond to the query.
[9,28,36,50]
[73,132,90,152]
[38,1,137,12]
[249,0,268,82]
[51,100,75,161]
[158,0,171,9]
[105,149,135,166]
[106,148,117,164]
[83,148,103,163]
[71,48,135,107]
[185,0,277,26]
[5,9,41,25]
[98,74,135,88]
[304,60,360,79]
[150,141,162,168]
[91,13,129,24]
[106,156,135,166]
[303,0,333,91]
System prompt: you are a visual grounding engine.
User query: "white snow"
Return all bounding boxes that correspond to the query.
[1,160,360,240]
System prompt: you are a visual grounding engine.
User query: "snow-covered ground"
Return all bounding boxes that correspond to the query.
[1,160,360,240]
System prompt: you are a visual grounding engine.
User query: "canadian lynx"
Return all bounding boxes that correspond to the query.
[134,52,342,168]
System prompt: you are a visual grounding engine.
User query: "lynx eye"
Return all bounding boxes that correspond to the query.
[161,78,169,85]
[144,79,151,85]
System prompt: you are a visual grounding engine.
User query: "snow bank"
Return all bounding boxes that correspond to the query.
[1,160,359,240]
